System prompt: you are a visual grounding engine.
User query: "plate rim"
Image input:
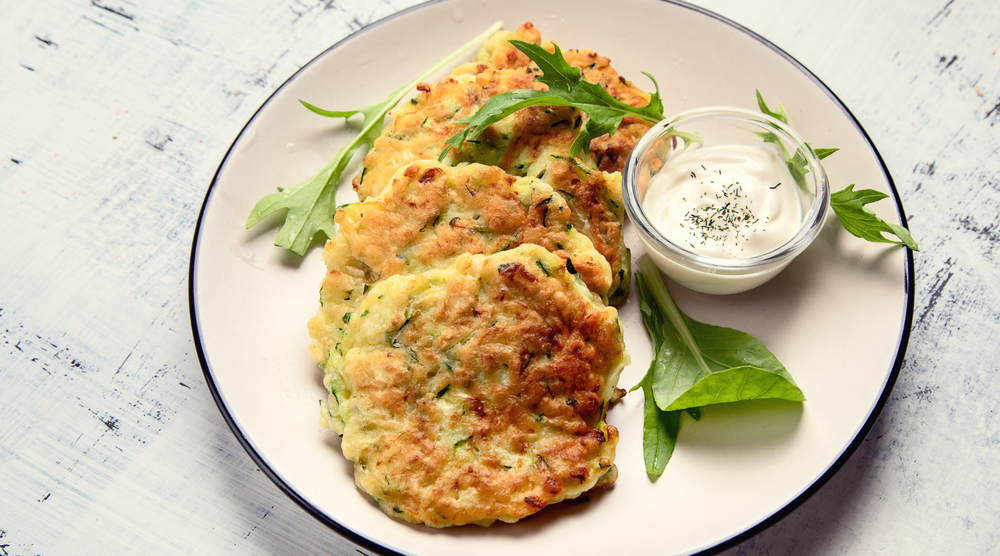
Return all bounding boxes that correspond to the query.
[187,1,916,554]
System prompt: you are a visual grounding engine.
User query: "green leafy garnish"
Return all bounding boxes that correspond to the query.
[439,40,668,160]
[756,89,788,125]
[246,21,503,255]
[633,256,805,476]
[638,376,681,477]
[831,185,920,250]
[634,268,684,477]
[756,91,918,250]
[754,90,838,190]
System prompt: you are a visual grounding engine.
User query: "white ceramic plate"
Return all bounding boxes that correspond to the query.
[189,1,914,554]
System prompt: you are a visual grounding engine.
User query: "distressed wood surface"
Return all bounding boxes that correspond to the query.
[1,0,996,554]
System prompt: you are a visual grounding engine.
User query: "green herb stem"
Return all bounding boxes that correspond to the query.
[246,21,504,255]
[637,256,712,377]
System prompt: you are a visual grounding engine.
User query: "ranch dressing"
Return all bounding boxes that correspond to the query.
[642,143,802,259]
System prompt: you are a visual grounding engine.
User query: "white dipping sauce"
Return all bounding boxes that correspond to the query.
[642,143,802,259]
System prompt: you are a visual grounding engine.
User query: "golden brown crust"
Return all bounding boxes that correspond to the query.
[325,246,627,527]
[309,23,640,528]
[352,67,548,199]
[350,22,648,304]
[307,160,614,392]
[529,156,631,303]
[354,23,651,198]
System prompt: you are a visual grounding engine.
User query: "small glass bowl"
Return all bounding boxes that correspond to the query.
[623,107,830,295]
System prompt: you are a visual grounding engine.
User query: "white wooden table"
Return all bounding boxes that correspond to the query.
[2,0,996,554]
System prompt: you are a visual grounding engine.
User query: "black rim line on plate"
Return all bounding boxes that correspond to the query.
[186,1,916,555]
[672,2,915,555]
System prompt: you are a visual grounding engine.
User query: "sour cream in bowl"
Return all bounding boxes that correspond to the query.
[623,107,830,295]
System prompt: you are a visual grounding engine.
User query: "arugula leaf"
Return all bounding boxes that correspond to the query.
[755,89,789,124]
[756,91,917,250]
[753,89,837,191]
[246,21,504,255]
[814,147,839,160]
[831,184,920,251]
[634,256,805,475]
[756,92,837,163]
[439,40,666,160]
[244,101,384,255]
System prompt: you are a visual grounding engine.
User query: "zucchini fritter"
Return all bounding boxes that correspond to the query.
[307,159,614,372]
[352,22,649,304]
[308,23,639,527]
[316,245,628,527]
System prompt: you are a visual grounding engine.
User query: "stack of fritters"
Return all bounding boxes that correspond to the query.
[354,22,652,304]
[308,23,644,527]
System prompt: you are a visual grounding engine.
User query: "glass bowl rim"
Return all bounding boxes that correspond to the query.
[622,106,831,275]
